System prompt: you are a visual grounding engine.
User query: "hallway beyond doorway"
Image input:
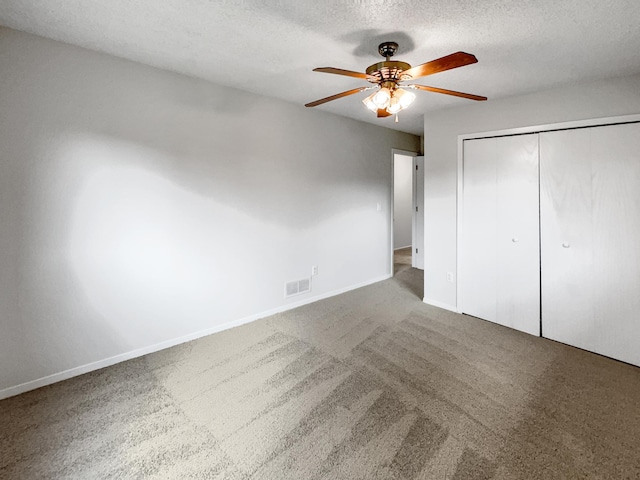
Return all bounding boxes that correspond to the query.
[394,246,412,275]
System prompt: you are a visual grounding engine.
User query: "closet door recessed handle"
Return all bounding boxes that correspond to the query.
[562,242,570,248]
[512,237,519,243]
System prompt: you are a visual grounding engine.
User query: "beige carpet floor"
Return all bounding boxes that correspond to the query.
[2,262,640,479]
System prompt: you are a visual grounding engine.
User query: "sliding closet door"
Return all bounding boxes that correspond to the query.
[461,134,540,335]
[541,123,640,366]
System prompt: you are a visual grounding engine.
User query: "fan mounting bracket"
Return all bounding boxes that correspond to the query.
[378,42,399,59]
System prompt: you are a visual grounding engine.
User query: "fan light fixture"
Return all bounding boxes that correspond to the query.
[372,88,391,108]
[395,88,416,109]
[365,87,416,116]
[362,93,378,112]
[387,96,402,115]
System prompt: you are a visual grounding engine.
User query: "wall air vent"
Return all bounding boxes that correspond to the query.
[285,277,311,298]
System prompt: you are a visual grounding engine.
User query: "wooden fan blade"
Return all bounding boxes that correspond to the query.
[412,84,487,101]
[377,108,392,118]
[313,67,376,81]
[305,87,369,107]
[402,52,478,80]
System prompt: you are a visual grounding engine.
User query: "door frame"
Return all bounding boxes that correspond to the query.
[390,148,419,276]
[412,155,425,270]
[456,113,640,313]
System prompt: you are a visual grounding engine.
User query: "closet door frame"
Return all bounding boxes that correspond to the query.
[455,113,640,314]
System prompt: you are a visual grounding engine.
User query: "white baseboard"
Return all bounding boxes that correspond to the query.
[393,245,412,251]
[0,273,392,400]
[422,297,458,313]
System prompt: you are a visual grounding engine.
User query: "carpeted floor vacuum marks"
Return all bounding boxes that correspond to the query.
[2,262,640,479]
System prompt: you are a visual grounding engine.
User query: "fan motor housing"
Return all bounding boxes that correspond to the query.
[366,61,412,83]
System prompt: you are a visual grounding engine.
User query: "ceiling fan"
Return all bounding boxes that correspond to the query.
[305,42,487,120]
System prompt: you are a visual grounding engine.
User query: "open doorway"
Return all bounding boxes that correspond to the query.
[391,150,424,276]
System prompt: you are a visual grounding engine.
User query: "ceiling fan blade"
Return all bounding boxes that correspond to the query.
[411,84,487,101]
[377,108,392,118]
[313,67,376,81]
[305,87,369,107]
[402,52,478,80]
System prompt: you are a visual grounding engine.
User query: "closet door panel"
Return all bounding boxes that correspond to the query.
[540,129,595,346]
[541,123,640,366]
[461,134,540,335]
[461,138,498,323]
[495,135,540,335]
[590,123,640,365]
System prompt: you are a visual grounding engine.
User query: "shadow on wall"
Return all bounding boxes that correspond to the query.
[74,79,391,229]
[64,140,289,337]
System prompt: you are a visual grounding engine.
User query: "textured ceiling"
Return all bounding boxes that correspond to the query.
[2,1,640,135]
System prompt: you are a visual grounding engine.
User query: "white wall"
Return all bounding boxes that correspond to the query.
[393,154,413,249]
[423,73,640,310]
[0,28,419,397]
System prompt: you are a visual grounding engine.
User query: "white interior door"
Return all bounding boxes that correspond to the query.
[461,134,540,335]
[412,156,424,270]
[541,122,640,366]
